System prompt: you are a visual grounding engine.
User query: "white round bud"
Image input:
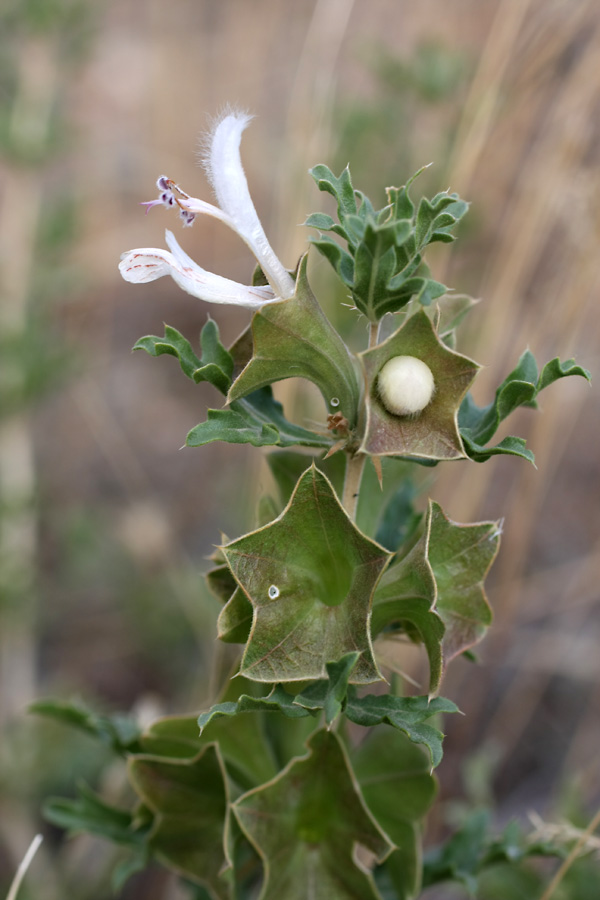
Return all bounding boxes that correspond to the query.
[377,355,435,416]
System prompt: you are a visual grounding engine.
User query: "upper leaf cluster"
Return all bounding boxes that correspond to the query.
[306,164,467,322]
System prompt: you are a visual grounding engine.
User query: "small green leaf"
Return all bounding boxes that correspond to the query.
[30,699,142,755]
[186,388,331,450]
[222,467,391,684]
[309,236,355,286]
[43,782,144,846]
[234,728,393,900]
[294,652,361,724]
[459,350,590,464]
[128,745,230,898]
[309,164,358,219]
[537,356,591,392]
[133,320,233,394]
[345,693,459,768]
[228,255,360,428]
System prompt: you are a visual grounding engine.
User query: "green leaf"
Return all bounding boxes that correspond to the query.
[428,501,500,663]
[186,387,331,450]
[373,500,500,681]
[267,450,346,508]
[293,652,361,724]
[128,744,230,898]
[205,564,237,604]
[423,812,566,894]
[353,730,438,900]
[142,680,280,793]
[233,728,393,900]
[309,235,355,286]
[198,684,315,731]
[459,350,591,464]
[345,693,459,768]
[133,320,233,394]
[43,782,144,846]
[30,699,142,755]
[217,586,254,644]
[372,521,444,694]
[228,254,361,428]
[306,167,468,321]
[309,164,358,220]
[359,311,480,460]
[221,466,391,683]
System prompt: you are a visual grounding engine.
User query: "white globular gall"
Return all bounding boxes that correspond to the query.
[377,355,435,416]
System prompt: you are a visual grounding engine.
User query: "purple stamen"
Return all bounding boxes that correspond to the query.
[156,175,171,190]
[180,209,196,227]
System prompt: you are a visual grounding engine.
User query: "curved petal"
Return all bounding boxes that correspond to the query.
[202,112,295,299]
[119,231,277,308]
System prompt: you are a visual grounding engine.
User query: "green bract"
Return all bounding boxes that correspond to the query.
[233,729,393,900]
[221,466,390,683]
[359,311,479,460]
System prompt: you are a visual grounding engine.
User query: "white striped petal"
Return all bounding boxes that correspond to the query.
[119,230,277,308]
[202,112,295,300]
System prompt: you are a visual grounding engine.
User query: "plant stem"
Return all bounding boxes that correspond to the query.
[342,452,366,520]
[342,319,380,519]
[6,835,43,900]
[369,321,379,348]
[539,807,600,900]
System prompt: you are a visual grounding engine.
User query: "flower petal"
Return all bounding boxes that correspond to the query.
[202,112,295,299]
[119,230,277,308]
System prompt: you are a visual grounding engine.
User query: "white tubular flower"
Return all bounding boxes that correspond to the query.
[119,111,295,307]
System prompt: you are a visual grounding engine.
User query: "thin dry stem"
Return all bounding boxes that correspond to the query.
[539,807,600,900]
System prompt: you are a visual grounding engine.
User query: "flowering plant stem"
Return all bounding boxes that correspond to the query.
[34,111,591,900]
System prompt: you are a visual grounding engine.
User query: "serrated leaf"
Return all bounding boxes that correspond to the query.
[293,652,361,723]
[309,163,358,219]
[233,728,393,900]
[43,782,144,846]
[133,320,233,394]
[353,730,437,900]
[228,254,360,427]
[186,387,331,450]
[128,744,230,898]
[222,466,391,684]
[428,501,500,663]
[372,522,444,694]
[198,684,315,732]
[30,699,142,755]
[373,500,500,682]
[199,653,360,734]
[309,235,355,286]
[459,350,590,463]
[359,311,480,460]
[345,693,458,768]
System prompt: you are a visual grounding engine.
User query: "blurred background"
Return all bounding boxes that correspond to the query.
[1,0,599,897]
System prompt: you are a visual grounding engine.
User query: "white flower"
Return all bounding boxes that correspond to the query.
[119,112,295,308]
